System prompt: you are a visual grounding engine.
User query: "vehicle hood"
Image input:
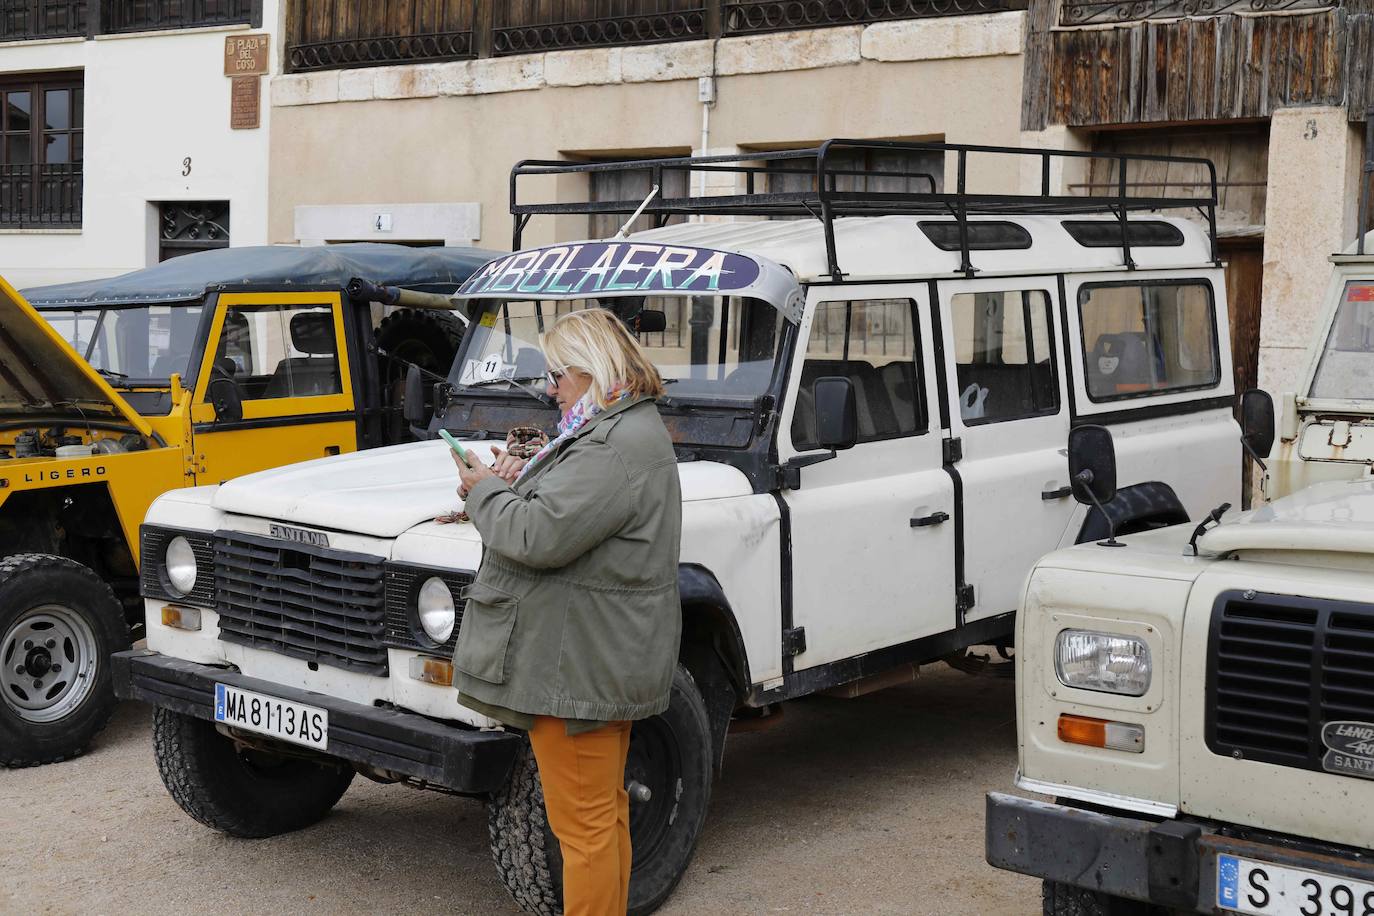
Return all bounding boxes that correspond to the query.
[0,277,153,437]
[211,439,753,538]
[1199,478,1374,556]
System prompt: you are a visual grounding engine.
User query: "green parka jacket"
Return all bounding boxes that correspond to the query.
[452,396,683,722]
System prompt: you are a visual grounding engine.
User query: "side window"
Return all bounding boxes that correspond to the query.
[792,298,925,451]
[1079,281,1219,402]
[951,289,1059,424]
[208,303,342,401]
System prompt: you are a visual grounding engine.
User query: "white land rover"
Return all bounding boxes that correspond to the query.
[987,226,1374,914]
[116,142,1246,915]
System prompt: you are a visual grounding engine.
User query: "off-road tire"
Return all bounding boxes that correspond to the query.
[0,554,128,767]
[1043,880,1166,916]
[152,708,354,838]
[375,308,465,440]
[489,742,562,916]
[487,664,714,916]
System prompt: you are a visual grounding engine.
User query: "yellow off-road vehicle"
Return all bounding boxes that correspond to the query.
[0,243,494,766]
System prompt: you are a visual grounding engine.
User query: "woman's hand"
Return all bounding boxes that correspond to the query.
[489,446,529,483]
[452,449,497,498]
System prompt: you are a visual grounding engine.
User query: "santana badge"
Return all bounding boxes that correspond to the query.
[1320,721,1374,780]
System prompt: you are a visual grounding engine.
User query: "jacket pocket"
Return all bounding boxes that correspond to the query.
[453,581,519,685]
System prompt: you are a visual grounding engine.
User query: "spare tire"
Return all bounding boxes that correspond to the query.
[374,308,465,442]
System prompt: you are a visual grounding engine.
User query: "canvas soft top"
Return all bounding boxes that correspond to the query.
[23,243,499,308]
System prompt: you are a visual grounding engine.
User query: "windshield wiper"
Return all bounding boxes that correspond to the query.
[95,368,128,379]
[463,375,555,405]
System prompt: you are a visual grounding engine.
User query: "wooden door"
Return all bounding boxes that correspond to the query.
[1221,237,1263,506]
[1221,238,1263,398]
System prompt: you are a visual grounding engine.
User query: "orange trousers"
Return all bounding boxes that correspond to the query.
[527,716,633,916]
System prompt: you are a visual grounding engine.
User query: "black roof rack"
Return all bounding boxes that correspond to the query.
[510,139,1220,280]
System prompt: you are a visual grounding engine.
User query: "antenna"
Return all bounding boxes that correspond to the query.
[613,185,660,240]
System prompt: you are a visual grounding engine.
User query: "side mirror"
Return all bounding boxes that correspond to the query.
[403,364,427,426]
[813,376,858,451]
[1068,424,1117,506]
[1240,389,1275,465]
[207,377,243,424]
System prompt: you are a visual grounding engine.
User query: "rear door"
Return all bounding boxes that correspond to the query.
[1063,270,1238,521]
[780,284,955,668]
[937,276,1075,624]
[189,291,360,483]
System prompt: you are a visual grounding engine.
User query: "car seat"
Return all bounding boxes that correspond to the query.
[262,313,340,398]
[1088,332,1153,396]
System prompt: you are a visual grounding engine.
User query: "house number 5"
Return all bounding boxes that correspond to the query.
[182,157,192,177]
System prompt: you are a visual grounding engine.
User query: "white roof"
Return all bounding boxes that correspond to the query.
[629,215,1215,283]
[1200,479,1374,557]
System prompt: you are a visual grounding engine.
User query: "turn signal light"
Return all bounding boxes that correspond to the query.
[409,655,454,687]
[1057,714,1144,754]
[161,605,202,632]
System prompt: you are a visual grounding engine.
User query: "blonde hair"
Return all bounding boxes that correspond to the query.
[541,307,665,408]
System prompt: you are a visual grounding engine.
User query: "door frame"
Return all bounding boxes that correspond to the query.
[190,290,357,429]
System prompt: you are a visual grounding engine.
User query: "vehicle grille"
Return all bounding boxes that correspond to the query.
[139,527,216,608]
[215,532,388,676]
[1206,591,1374,772]
[383,565,474,655]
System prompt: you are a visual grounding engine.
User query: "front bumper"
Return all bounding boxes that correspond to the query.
[113,649,522,794]
[986,792,1374,912]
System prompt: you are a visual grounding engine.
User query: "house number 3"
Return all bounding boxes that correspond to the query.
[182,157,192,177]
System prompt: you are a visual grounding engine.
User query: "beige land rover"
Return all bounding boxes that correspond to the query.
[986,332,1374,914]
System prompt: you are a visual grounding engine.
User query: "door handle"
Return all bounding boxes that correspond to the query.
[1041,485,1072,501]
[910,511,950,528]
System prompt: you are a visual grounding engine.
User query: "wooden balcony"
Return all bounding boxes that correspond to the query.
[0,0,86,39]
[101,0,253,34]
[722,0,1022,36]
[284,0,1026,71]
[285,0,477,72]
[1023,0,1374,130]
[0,1,259,40]
[493,1,707,56]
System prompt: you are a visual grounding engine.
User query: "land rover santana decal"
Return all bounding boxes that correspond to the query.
[458,243,762,297]
[268,524,330,548]
[1321,721,1374,780]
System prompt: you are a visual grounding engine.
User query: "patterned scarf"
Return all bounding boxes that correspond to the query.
[515,384,632,484]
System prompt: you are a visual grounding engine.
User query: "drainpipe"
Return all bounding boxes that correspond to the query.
[693,36,721,217]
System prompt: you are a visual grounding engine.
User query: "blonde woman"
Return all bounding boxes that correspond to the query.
[451,307,682,916]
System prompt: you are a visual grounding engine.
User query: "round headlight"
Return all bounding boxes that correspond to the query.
[417,577,456,644]
[165,536,198,597]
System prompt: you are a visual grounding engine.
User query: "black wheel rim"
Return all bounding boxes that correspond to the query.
[625,714,682,870]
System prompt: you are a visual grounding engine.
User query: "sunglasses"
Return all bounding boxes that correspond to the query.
[544,367,568,388]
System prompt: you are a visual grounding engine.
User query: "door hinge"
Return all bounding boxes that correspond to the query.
[956,584,975,614]
[943,437,963,464]
[783,626,807,657]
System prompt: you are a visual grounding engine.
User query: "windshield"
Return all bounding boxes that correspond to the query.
[1310,280,1374,400]
[452,297,785,402]
[40,303,204,385]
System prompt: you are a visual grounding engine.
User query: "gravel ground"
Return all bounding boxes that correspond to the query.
[0,663,1040,915]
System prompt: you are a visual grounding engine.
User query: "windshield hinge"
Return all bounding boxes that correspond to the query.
[773,451,836,490]
[943,437,963,464]
[956,584,975,617]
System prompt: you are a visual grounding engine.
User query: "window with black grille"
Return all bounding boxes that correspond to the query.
[1,72,82,227]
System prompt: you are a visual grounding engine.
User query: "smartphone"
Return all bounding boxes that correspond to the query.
[437,429,473,468]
